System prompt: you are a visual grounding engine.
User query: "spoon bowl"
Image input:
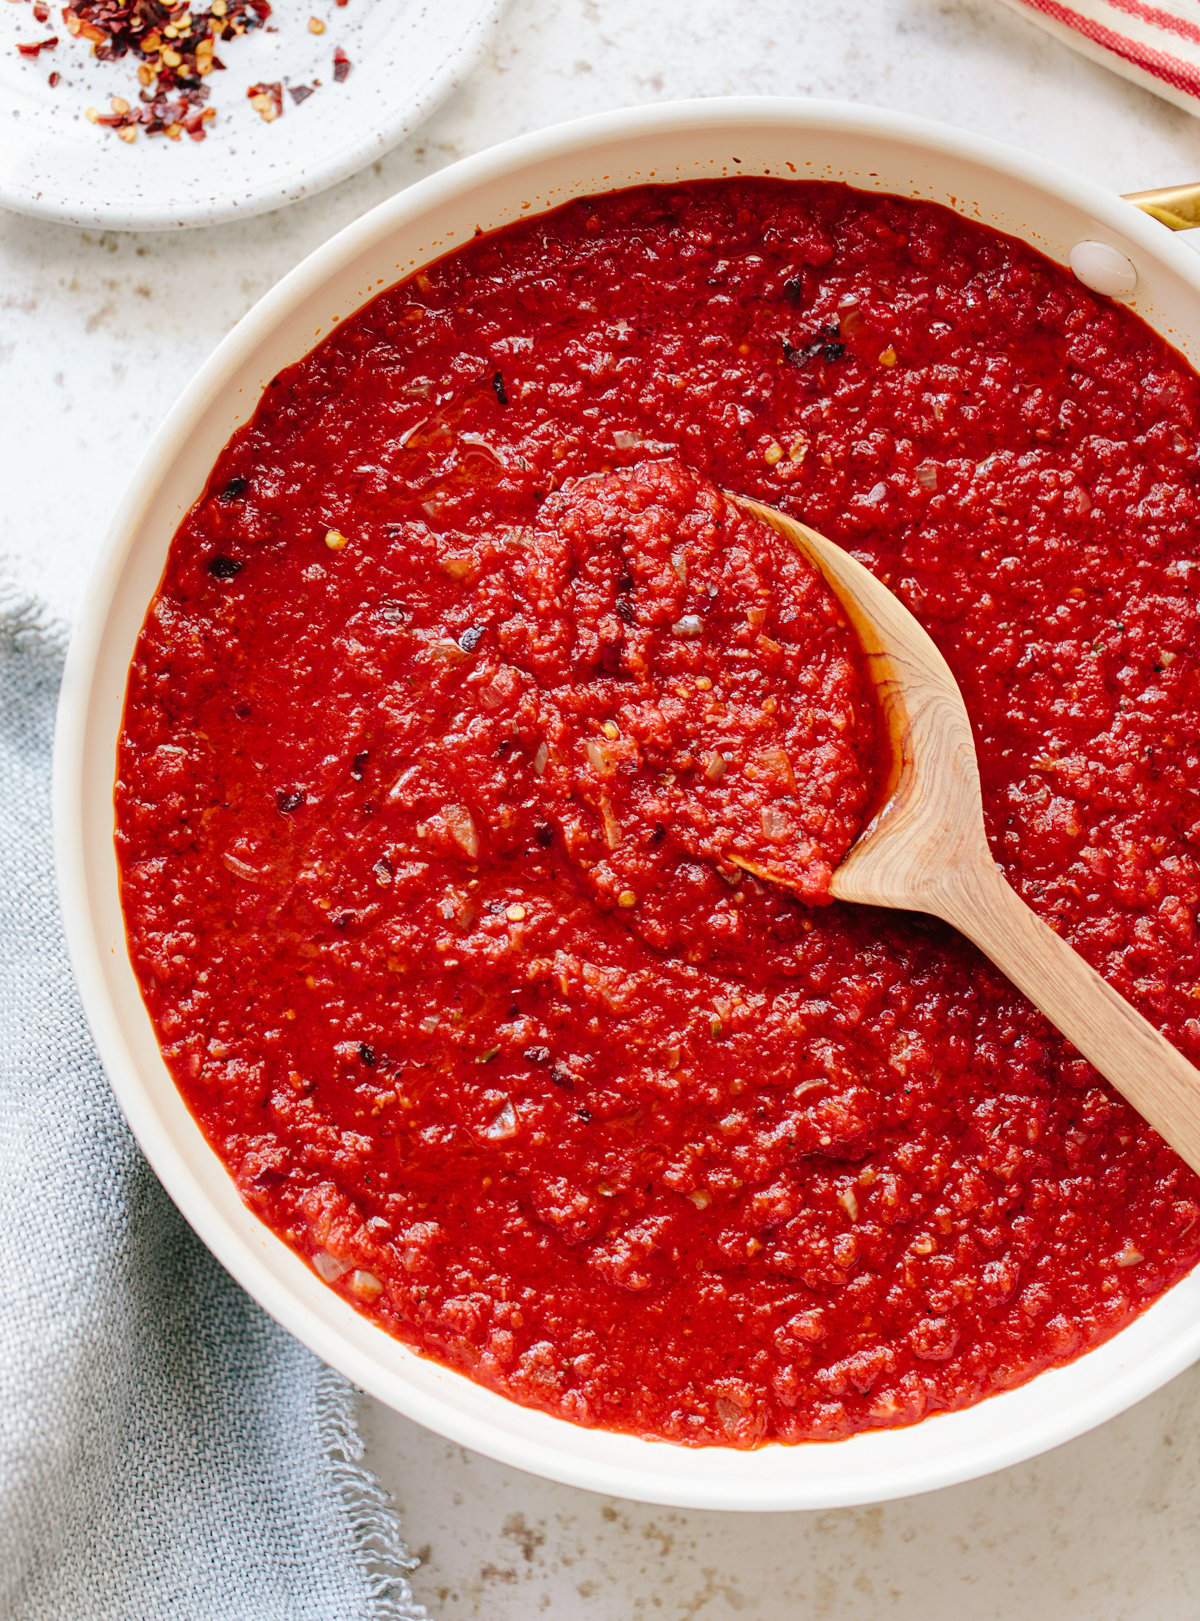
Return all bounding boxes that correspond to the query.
[737,495,1200,1180]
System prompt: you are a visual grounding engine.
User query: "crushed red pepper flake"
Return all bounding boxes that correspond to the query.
[8,0,357,139]
[246,78,282,121]
[21,0,274,137]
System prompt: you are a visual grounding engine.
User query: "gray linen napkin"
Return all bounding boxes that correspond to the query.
[0,586,427,1621]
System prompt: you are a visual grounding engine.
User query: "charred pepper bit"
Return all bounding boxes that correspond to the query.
[782,325,844,368]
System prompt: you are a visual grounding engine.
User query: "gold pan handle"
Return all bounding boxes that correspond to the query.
[1124,182,1200,231]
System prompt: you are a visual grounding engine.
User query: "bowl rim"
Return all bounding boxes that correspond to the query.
[53,95,1200,1511]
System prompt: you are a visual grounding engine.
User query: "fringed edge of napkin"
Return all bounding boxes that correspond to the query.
[319,1369,429,1621]
[0,578,69,658]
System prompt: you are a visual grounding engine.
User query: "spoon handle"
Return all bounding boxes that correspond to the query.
[938,860,1200,1178]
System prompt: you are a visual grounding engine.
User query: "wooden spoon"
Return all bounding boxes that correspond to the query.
[736,495,1200,1178]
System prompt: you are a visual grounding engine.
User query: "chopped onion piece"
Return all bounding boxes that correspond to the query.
[672,614,704,639]
[760,805,789,842]
[348,1268,383,1302]
[429,639,466,663]
[221,852,266,883]
[313,1250,352,1283]
[458,432,507,468]
[445,805,480,859]
[600,797,622,851]
[484,1101,519,1140]
[533,741,549,777]
[585,739,618,776]
[716,1396,747,1433]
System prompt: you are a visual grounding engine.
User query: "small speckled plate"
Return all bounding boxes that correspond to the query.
[0,0,507,230]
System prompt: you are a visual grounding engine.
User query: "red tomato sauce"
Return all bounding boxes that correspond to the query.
[516,462,879,904]
[117,180,1200,1446]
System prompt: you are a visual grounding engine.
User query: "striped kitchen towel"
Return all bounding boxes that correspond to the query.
[997,0,1200,112]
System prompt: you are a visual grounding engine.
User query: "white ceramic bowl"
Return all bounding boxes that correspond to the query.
[55,98,1200,1511]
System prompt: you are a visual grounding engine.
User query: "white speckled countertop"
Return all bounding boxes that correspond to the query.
[7,1,1200,1613]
